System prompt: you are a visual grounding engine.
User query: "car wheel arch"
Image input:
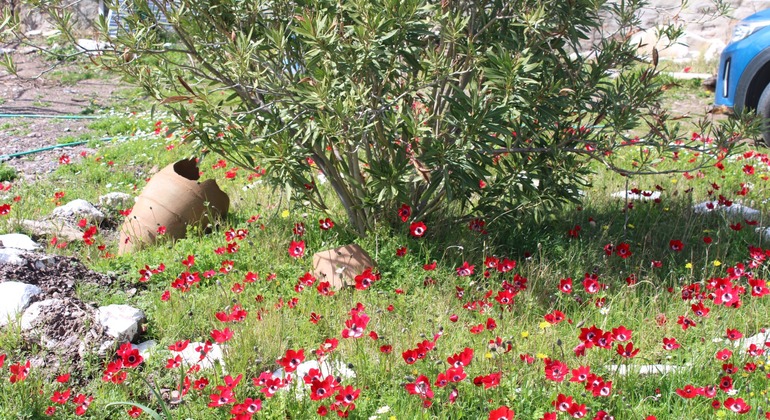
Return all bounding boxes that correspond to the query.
[735,46,770,113]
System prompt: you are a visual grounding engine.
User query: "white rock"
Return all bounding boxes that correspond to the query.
[0,233,40,251]
[611,190,661,201]
[98,192,133,209]
[0,248,29,265]
[605,364,687,375]
[175,341,225,371]
[273,359,357,399]
[733,331,770,351]
[132,340,158,360]
[34,256,57,270]
[0,282,43,327]
[75,39,112,55]
[20,219,83,242]
[21,299,63,330]
[692,201,760,219]
[51,199,105,224]
[272,359,356,381]
[757,227,770,242]
[97,304,145,342]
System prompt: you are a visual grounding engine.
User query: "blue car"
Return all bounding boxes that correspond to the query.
[715,8,770,144]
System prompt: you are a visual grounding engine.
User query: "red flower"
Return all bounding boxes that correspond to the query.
[288,240,306,258]
[354,268,380,291]
[724,397,751,413]
[0,203,11,215]
[716,348,733,360]
[210,327,234,343]
[395,246,407,257]
[127,406,143,418]
[50,389,71,404]
[488,405,515,420]
[335,385,361,406]
[677,316,696,330]
[310,376,339,401]
[675,385,698,399]
[662,337,680,350]
[669,239,684,251]
[398,204,411,222]
[553,394,574,411]
[726,328,743,340]
[319,218,334,230]
[409,221,427,238]
[456,261,474,276]
[544,358,568,382]
[615,242,632,258]
[73,394,93,416]
[616,342,640,358]
[277,348,305,373]
[9,360,30,383]
[559,278,573,293]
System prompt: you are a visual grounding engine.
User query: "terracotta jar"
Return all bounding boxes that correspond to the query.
[118,158,229,254]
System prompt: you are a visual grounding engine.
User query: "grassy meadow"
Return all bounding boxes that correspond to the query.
[0,79,769,420]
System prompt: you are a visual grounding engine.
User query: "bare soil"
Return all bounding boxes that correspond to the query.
[0,42,129,180]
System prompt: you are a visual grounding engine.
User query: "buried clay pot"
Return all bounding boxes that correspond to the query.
[118,158,229,254]
[312,244,376,290]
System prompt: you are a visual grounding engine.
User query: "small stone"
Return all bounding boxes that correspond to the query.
[97,304,145,342]
[21,299,63,330]
[98,192,133,209]
[0,282,43,327]
[51,199,105,224]
[133,340,158,360]
[611,190,661,201]
[605,364,687,375]
[20,219,83,242]
[175,341,225,371]
[0,233,41,251]
[692,201,760,219]
[0,248,28,266]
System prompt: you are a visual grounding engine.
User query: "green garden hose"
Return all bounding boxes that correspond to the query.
[0,136,127,161]
[0,113,102,119]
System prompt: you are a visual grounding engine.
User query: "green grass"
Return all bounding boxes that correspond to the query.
[0,93,770,419]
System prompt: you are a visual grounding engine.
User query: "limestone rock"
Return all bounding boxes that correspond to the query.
[20,219,84,242]
[611,190,661,201]
[0,233,41,251]
[692,201,760,219]
[98,192,133,210]
[51,199,105,224]
[21,298,63,331]
[97,304,145,342]
[605,364,687,375]
[175,341,225,371]
[0,282,43,327]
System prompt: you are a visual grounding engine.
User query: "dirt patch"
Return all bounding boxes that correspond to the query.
[0,254,115,299]
[0,41,131,180]
[0,253,122,377]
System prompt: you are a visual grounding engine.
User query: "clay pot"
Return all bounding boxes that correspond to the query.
[118,158,229,254]
[312,244,376,290]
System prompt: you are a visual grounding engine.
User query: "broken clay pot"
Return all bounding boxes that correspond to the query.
[118,158,229,254]
[312,244,375,290]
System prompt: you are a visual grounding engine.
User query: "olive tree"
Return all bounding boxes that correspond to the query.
[7,0,752,235]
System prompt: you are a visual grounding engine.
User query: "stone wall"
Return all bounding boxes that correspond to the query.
[616,0,770,62]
